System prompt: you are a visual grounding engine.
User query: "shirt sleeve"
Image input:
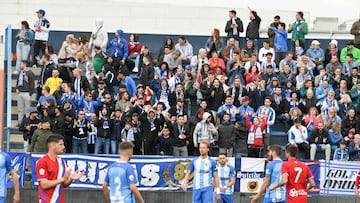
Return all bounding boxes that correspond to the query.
[265,162,273,177]
[230,166,236,178]
[4,153,13,173]
[212,159,218,173]
[127,165,138,185]
[188,159,195,173]
[281,162,289,176]
[36,159,49,181]
[104,166,110,184]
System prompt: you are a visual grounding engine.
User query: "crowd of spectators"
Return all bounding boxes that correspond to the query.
[14,8,360,160]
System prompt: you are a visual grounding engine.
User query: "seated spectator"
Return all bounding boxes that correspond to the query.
[303,107,323,137]
[244,53,261,73]
[320,90,339,117]
[299,89,317,114]
[294,40,304,59]
[309,121,331,160]
[245,65,260,84]
[262,66,278,85]
[190,48,209,74]
[331,69,346,91]
[296,55,315,77]
[127,34,142,70]
[175,35,193,65]
[279,64,295,86]
[314,68,329,88]
[218,113,236,157]
[223,37,241,65]
[329,122,343,151]
[282,79,296,102]
[339,94,353,118]
[343,54,358,77]
[323,107,342,130]
[154,62,171,80]
[306,40,325,75]
[324,39,340,65]
[287,107,302,127]
[316,79,334,102]
[349,134,360,161]
[333,140,349,161]
[208,51,226,74]
[44,69,63,95]
[156,125,174,155]
[288,91,300,110]
[295,66,312,90]
[271,87,290,128]
[240,40,258,63]
[170,115,189,156]
[326,55,342,76]
[245,114,267,158]
[266,77,280,95]
[288,118,310,159]
[205,28,224,58]
[258,40,274,64]
[299,79,313,99]
[158,37,174,63]
[279,52,297,74]
[346,67,360,90]
[350,80,360,107]
[340,41,360,64]
[260,53,276,73]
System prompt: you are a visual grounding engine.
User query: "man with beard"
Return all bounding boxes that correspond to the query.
[216,153,236,203]
[250,145,285,203]
[102,142,144,203]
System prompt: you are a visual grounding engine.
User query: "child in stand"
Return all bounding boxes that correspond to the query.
[294,39,304,59]
[121,121,135,143]
[345,129,355,143]
[88,113,98,154]
[333,140,349,161]
[245,114,267,158]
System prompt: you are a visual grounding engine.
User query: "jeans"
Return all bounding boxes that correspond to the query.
[16,43,30,71]
[94,137,110,154]
[17,92,31,124]
[72,138,88,154]
[173,146,188,156]
[110,140,119,154]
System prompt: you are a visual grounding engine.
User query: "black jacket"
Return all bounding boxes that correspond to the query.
[16,68,35,94]
[19,117,40,141]
[341,116,360,136]
[246,12,261,39]
[170,123,190,147]
[310,129,329,144]
[218,121,236,148]
[140,64,154,87]
[225,17,244,40]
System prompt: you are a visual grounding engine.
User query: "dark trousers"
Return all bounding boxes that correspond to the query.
[33,40,47,64]
[248,147,261,158]
[297,142,310,160]
[64,134,73,153]
[143,138,156,155]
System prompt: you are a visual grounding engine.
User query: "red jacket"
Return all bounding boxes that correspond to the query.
[245,115,267,148]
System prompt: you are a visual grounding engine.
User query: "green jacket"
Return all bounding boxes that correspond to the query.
[340,47,360,63]
[30,128,52,152]
[288,19,308,42]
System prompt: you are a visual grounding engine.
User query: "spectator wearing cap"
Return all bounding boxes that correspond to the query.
[33,9,50,65]
[29,118,52,153]
[343,54,358,77]
[238,96,254,121]
[269,22,288,66]
[225,10,244,43]
[288,118,310,159]
[262,65,277,85]
[324,39,340,65]
[190,48,208,74]
[340,41,360,64]
[175,35,193,65]
[288,11,308,49]
[267,15,281,47]
[351,17,360,49]
[246,7,261,50]
[19,108,40,153]
[258,41,274,64]
[16,60,35,126]
[306,40,325,74]
[139,56,154,87]
[346,67,360,90]
[266,77,280,95]
[117,69,137,97]
[260,52,276,73]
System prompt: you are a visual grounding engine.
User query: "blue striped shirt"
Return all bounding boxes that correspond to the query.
[265,159,286,201]
[0,152,12,198]
[218,164,236,195]
[256,106,275,134]
[189,157,217,190]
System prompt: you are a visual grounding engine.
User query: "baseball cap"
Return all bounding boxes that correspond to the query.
[29,108,38,114]
[348,41,355,46]
[311,40,320,45]
[185,65,192,70]
[329,39,338,47]
[137,84,144,89]
[97,80,105,85]
[36,9,46,16]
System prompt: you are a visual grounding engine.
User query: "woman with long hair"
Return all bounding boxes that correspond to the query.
[78,34,91,60]
[205,28,224,58]
[14,21,33,74]
[245,65,260,84]
[158,37,174,62]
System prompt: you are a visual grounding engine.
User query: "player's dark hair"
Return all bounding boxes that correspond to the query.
[285,143,298,157]
[269,145,282,156]
[218,153,226,156]
[47,134,64,144]
[119,141,134,151]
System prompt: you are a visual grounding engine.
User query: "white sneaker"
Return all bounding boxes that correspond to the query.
[13,70,19,74]
[133,67,139,73]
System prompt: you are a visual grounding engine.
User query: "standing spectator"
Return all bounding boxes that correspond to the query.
[351,16,360,49]
[256,97,276,150]
[269,23,288,66]
[117,69,137,97]
[205,28,224,58]
[193,112,217,149]
[208,79,225,111]
[15,21,33,74]
[95,108,111,154]
[238,96,254,121]
[44,69,62,95]
[288,11,308,50]
[225,10,243,45]
[175,35,193,65]
[218,113,236,157]
[38,54,55,99]
[333,140,349,161]
[139,107,163,155]
[267,15,281,47]
[349,134,360,161]
[33,9,50,66]
[109,109,125,154]
[29,119,52,152]
[309,122,331,160]
[139,56,154,87]
[19,108,40,153]
[171,115,189,156]
[16,60,35,126]
[246,7,261,50]
[246,114,267,158]
[89,18,108,53]
[217,96,238,123]
[288,118,310,159]
[87,113,97,153]
[120,121,135,144]
[73,110,90,154]
[107,29,130,70]
[156,125,174,155]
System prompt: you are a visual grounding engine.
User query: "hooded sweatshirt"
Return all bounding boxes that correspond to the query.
[89,19,108,50]
[107,29,128,59]
[193,112,218,144]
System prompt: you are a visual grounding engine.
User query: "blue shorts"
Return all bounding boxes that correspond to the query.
[192,186,213,203]
[263,197,285,203]
[220,194,233,203]
[0,197,4,203]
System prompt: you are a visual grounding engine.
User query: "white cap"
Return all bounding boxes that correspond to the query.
[311,40,320,45]
[329,39,338,47]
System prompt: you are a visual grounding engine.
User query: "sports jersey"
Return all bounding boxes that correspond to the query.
[281,158,313,203]
[355,169,360,187]
[36,154,66,203]
[189,157,217,190]
[218,164,236,195]
[104,161,138,203]
[0,152,12,198]
[264,159,286,202]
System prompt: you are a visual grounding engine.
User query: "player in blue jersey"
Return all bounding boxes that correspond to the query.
[250,145,285,203]
[102,142,144,203]
[0,152,20,203]
[216,153,236,203]
[182,141,220,203]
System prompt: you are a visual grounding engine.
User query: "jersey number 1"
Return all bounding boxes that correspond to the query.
[294,167,303,183]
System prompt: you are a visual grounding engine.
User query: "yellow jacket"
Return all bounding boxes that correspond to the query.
[44,77,63,94]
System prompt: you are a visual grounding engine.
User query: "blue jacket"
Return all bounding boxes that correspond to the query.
[107,29,128,59]
[119,76,137,97]
[333,148,349,161]
[270,27,288,53]
[306,48,325,62]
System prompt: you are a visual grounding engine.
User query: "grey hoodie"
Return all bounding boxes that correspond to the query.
[193,112,218,144]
